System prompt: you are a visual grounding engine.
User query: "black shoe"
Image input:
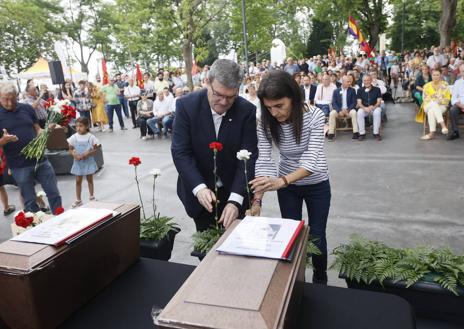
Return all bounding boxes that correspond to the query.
[358,134,366,141]
[132,126,137,129]
[352,132,359,139]
[3,205,15,216]
[447,132,460,140]
[373,134,382,141]
[327,134,334,142]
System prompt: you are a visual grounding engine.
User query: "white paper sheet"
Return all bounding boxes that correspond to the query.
[11,208,117,246]
[216,216,303,260]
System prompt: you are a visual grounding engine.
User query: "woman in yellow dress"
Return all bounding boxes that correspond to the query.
[421,68,451,140]
[89,82,108,131]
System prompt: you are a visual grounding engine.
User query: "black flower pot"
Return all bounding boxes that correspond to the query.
[340,273,464,324]
[190,249,207,260]
[140,228,180,261]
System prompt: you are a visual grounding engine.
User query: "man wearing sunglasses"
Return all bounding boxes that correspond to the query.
[171,59,258,242]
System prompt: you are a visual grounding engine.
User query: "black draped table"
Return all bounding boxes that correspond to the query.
[59,258,416,329]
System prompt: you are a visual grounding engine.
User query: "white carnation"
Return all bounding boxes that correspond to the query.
[150,168,162,177]
[25,212,35,218]
[36,191,46,198]
[236,149,252,161]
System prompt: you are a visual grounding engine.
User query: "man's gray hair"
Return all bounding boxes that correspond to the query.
[0,83,17,95]
[208,59,243,89]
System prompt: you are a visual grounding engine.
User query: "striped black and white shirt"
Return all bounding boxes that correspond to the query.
[255,106,329,186]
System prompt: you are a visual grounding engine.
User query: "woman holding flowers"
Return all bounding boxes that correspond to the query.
[0,84,63,214]
[250,70,331,285]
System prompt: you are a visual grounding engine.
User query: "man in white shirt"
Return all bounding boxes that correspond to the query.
[124,78,141,128]
[314,74,337,116]
[427,47,446,70]
[448,64,464,140]
[146,90,172,137]
[143,73,155,100]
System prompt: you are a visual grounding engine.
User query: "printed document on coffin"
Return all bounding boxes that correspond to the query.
[216,216,304,260]
[11,208,117,246]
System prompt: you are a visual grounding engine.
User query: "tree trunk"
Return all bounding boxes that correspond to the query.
[369,24,380,50]
[183,39,194,90]
[439,0,457,48]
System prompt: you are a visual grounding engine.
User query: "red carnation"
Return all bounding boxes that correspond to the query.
[129,157,142,166]
[44,98,55,109]
[15,211,34,228]
[209,142,223,152]
[54,207,64,215]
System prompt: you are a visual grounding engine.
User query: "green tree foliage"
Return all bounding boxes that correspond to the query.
[389,0,440,52]
[306,19,333,57]
[59,0,114,74]
[0,0,62,74]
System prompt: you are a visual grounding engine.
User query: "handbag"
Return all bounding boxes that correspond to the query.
[415,105,425,124]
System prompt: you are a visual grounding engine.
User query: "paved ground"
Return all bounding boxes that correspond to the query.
[1,101,463,287]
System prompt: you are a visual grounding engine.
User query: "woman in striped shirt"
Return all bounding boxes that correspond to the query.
[250,70,331,284]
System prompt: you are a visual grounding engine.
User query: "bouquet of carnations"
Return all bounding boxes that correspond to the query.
[21,99,76,161]
[11,210,48,236]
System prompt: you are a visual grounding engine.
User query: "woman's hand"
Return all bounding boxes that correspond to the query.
[246,203,261,217]
[250,176,286,194]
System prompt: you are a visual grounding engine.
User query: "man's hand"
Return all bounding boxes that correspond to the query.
[196,188,216,213]
[0,129,18,145]
[340,109,349,117]
[250,176,286,194]
[48,123,60,131]
[218,203,239,229]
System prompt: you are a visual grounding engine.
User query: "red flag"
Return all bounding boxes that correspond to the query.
[136,63,144,89]
[102,58,109,85]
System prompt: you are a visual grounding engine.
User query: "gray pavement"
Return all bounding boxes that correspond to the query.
[1,102,463,287]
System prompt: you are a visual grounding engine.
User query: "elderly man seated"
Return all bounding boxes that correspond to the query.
[448,64,464,140]
[147,90,174,138]
[328,76,358,141]
[357,75,383,141]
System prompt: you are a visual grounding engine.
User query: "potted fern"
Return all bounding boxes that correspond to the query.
[129,157,180,261]
[332,236,464,323]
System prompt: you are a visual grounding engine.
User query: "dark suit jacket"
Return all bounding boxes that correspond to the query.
[300,85,317,105]
[332,87,357,112]
[171,89,258,219]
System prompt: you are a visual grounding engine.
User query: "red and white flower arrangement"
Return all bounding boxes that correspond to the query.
[11,210,48,236]
[21,99,77,162]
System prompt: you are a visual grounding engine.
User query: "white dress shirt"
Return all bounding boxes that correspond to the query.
[303,86,311,102]
[341,88,348,110]
[124,85,141,101]
[192,109,244,206]
[314,84,337,105]
[452,78,464,106]
[153,97,173,117]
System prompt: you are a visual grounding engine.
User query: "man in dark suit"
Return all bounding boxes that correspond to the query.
[328,76,359,141]
[300,75,317,105]
[171,59,258,233]
[357,75,383,141]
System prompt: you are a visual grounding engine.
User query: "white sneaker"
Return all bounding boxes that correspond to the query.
[142,136,148,140]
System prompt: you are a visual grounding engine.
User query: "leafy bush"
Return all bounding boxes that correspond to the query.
[192,226,225,254]
[331,235,464,295]
[140,214,179,241]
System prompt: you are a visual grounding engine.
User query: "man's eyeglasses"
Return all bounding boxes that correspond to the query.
[210,84,238,102]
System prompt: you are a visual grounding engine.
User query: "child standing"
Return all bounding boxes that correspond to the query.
[67,117,100,208]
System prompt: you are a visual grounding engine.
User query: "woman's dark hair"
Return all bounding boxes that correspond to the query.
[257,70,305,145]
[76,117,90,132]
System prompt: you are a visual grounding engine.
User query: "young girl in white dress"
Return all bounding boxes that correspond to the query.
[67,117,100,208]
